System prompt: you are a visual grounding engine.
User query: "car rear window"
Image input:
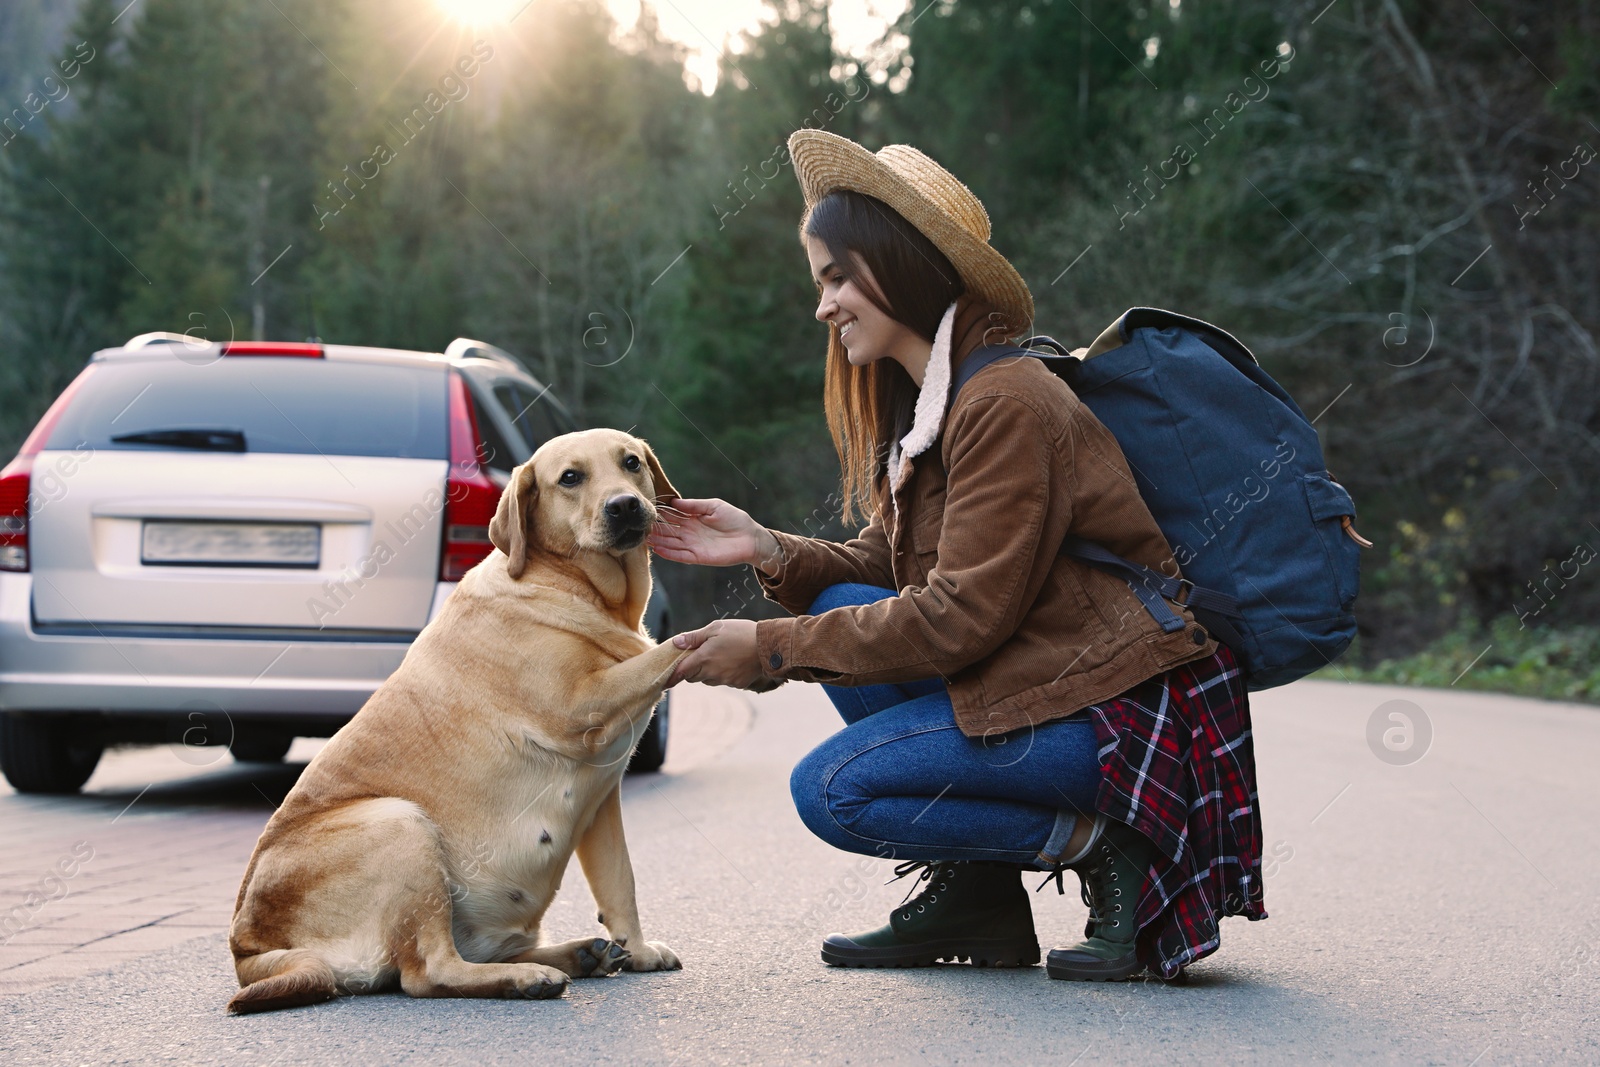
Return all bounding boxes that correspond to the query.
[495,380,576,448]
[46,357,449,460]
[468,388,520,474]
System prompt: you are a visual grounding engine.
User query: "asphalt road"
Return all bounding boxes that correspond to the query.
[1,677,1596,1065]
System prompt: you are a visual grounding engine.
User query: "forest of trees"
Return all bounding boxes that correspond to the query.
[1,0,1596,681]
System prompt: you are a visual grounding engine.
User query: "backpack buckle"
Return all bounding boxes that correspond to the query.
[1172,578,1196,606]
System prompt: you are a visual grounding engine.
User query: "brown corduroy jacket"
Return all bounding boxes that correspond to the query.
[752,299,1217,738]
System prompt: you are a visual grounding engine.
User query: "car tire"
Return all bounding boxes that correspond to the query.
[229,729,294,764]
[628,692,669,774]
[0,713,104,794]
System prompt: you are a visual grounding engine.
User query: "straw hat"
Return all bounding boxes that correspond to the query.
[788,129,1034,334]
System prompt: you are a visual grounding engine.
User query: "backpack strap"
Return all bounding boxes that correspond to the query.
[1061,536,1246,647]
[948,344,1032,403]
[1062,538,1189,634]
[948,336,1077,405]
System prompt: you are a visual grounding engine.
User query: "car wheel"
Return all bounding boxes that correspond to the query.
[0,713,104,794]
[229,729,294,764]
[627,692,669,774]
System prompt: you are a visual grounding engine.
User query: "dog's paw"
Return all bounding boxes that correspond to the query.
[508,965,569,1000]
[569,937,631,978]
[624,941,681,972]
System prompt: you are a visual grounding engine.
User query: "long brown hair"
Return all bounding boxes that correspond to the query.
[801,190,965,525]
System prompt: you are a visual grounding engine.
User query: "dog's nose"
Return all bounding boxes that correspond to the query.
[605,494,644,522]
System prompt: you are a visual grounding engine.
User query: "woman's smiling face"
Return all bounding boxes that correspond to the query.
[806,235,927,374]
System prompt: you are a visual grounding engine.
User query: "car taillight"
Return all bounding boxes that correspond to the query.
[0,365,98,573]
[441,370,501,581]
[0,458,29,572]
[221,342,324,357]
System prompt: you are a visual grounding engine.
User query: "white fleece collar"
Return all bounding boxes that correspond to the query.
[886,302,959,516]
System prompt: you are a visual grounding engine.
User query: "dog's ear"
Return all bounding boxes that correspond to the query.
[638,439,681,506]
[488,461,538,580]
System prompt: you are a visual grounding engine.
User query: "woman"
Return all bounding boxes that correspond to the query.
[649,130,1264,981]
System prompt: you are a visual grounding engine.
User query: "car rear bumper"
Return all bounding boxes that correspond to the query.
[0,573,454,716]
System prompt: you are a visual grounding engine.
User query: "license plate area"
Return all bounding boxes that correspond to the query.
[140,521,321,568]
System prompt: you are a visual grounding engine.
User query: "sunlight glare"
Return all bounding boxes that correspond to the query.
[606,0,909,95]
[435,0,521,27]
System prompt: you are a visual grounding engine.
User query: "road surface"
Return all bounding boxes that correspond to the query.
[1,678,1595,1064]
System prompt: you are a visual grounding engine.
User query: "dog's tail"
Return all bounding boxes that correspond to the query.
[228,949,337,1015]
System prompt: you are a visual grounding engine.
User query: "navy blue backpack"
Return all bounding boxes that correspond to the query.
[951,307,1368,691]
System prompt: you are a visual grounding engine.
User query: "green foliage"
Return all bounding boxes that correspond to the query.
[1360,508,1474,625]
[0,0,332,439]
[0,0,1595,650]
[1324,616,1600,706]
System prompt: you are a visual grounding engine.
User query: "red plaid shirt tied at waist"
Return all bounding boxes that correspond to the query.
[1081,643,1266,978]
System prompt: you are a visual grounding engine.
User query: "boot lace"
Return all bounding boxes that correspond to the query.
[1035,842,1124,938]
[886,860,954,919]
[1077,842,1125,938]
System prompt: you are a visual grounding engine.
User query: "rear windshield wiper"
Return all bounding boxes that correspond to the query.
[109,428,248,452]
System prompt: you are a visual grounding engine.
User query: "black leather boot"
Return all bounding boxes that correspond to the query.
[1045,822,1153,981]
[821,860,1041,968]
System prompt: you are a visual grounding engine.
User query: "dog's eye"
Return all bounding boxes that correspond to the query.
[623,455,641,472]
[558,469,582,487]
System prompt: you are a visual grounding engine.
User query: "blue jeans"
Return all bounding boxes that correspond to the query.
[788,583,1105,868]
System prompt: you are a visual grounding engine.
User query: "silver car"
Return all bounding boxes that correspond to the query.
[0,335,672,793]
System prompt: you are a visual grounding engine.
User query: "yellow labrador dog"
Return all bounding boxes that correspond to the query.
[227,429,688,1014]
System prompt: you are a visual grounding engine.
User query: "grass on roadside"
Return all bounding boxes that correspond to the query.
[1314,616,1600,706]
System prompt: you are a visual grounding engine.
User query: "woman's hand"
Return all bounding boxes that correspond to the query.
[666,619,777,690]
[647,497,782,573]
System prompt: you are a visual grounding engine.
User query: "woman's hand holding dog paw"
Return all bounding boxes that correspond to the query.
[668,619,773,690]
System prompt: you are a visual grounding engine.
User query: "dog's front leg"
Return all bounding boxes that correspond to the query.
[576,784,680,972]
[557,641,687,760]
